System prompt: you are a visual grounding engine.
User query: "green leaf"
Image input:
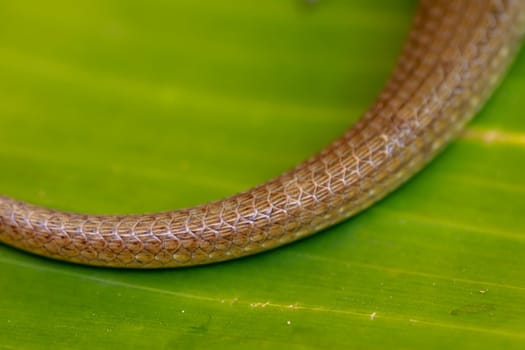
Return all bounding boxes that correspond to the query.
[1,0,524,348]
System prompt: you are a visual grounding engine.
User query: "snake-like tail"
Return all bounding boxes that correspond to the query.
[1,0,525,268]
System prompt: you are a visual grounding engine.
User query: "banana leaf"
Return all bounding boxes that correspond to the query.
[1,1,524,348]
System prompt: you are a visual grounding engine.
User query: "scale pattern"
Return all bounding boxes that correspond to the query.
[1,0,525,268]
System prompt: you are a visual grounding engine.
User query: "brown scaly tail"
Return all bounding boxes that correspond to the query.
[1,0,524,267]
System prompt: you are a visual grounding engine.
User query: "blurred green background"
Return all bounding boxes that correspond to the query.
[1,0,524,349]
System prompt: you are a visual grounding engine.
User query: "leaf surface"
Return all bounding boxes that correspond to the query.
[1,1,524,348]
